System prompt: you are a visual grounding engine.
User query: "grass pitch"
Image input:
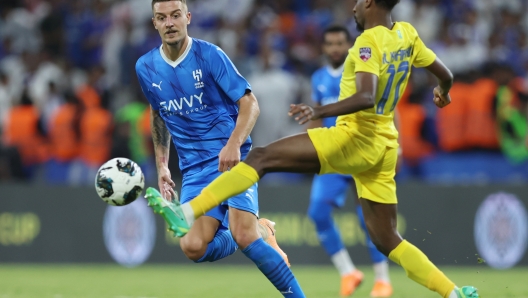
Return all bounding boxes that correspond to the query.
[0,265,526,298]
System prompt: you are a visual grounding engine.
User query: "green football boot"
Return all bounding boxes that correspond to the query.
[456,286,479,298]
[145,187,190,237]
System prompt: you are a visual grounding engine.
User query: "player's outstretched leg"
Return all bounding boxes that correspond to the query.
[308,175,363,297]
[359,198,479,298]
[177,133,321,227]
[230,208,305,298]
[145,188,190,236]
[180,217,238,263]
[146,188,238,262]
[356,204,393,297]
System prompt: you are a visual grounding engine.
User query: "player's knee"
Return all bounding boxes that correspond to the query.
[307,202,330,226]
[231,227,259,249]
[180,236,208,261]
[245,147,269,172]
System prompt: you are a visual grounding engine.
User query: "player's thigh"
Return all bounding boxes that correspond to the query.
[310,174,353,207]
[354,146,398,205]
[246,133,321,175]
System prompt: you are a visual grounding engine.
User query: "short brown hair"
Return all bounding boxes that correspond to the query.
[151,0,187,9]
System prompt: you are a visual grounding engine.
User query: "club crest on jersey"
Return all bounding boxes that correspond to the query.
[359,47,372,62]
[193,69,204,89]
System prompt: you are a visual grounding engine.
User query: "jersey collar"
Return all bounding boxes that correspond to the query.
[159,37,193,68]
[327,64,344,78]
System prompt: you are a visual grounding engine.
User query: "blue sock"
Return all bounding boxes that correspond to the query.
[356,205,387,263]
[308,201,344,256]
[242,238,305,297]
[195,230,238,263]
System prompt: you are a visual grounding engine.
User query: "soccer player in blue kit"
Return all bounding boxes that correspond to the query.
[135,1,305,297]
[308,26,392,297]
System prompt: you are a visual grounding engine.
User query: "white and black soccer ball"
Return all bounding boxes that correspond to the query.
[95,158,145,206]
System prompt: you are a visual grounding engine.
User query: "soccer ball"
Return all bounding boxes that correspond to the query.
[95,158,145,206]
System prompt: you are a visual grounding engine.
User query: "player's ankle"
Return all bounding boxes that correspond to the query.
[447,286,459,298]
[181,203,195,225]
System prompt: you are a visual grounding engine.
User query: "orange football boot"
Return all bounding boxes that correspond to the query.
[258,218,290,267]
[370,281,393,297]
[340,270,364,297]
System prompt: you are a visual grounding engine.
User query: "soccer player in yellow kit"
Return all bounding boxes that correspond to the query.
[145,0,479,297]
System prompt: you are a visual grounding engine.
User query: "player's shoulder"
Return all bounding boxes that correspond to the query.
[395,22,420,39]
[135,46,159,73]
[190,38,224,57]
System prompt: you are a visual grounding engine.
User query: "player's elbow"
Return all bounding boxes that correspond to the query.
[246,93,260,117]
[442,71,454,86]
[253,100,260,118]
[361,93,376,109]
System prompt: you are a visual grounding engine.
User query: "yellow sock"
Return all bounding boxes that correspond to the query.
[189,162,260,218]
[389,240,455,298]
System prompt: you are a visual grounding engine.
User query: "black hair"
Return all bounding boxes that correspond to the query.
[323,25,352,42]
[375,0,400,10]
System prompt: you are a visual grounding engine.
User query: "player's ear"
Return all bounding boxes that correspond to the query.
[365,0,373,8]
[152,17,157,30]
[187,12,192,25]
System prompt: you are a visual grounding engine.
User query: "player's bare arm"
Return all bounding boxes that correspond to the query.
[218,92,260,172]
[425,58,453,109]
[151,107,176,200]
[289,72,378,124]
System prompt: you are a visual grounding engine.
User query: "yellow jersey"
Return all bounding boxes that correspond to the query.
[337,22,436,147]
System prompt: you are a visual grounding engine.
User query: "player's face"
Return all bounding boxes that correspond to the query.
[152,1,191,46]
[323,32,350,67]
[353,0,366,32]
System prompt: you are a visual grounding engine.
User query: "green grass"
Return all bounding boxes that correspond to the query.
[0,265,526,298]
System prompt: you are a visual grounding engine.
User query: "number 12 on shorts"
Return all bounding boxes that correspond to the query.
[376,61,409,115]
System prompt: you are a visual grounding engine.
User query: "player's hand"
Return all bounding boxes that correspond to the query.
[158,166,176,201]
[433,86,451,108]
[288,104,320,125]
[218,141,241,172]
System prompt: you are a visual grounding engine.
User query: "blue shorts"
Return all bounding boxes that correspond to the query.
[181,162,259,230]
[310,174,354,208]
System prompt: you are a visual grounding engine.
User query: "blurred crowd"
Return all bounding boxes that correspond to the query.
[1,0,528,184]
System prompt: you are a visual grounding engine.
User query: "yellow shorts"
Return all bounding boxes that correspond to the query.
[307,124,398,204]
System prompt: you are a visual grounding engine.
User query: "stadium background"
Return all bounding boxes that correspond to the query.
[0,0,528,297]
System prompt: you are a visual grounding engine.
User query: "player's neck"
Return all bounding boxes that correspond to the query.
[162,36,190,62]
[364,13,394,31]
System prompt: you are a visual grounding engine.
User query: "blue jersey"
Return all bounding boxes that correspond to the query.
[136,38,252,175]
[311,65,343,128]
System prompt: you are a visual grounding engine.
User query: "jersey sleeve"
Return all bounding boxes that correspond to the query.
[135,60,159,110]
[311,73,322,104]
[412,35,436,68]
[209,46,251,102]
[351,34,381,77]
